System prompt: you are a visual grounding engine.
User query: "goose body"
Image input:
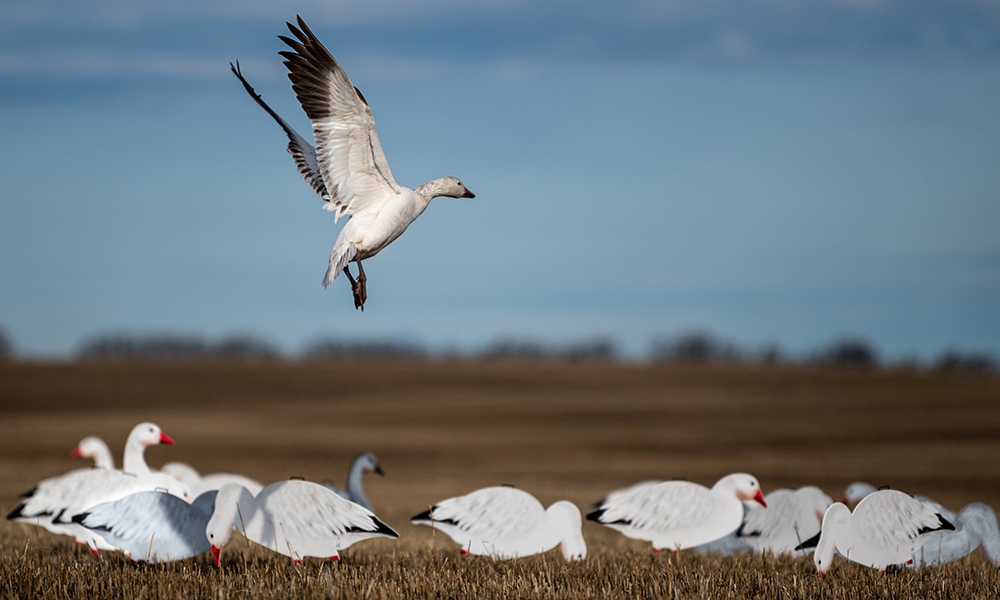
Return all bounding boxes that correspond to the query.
[325,452,383,512]
[206,481,397,565]
[411,486,586,561]
[802,490,955,576]
[587,474,766,552]
[738,486,832,554]
[7,468,191,551]
[912,503,1000,567]
[232,16,475,310]
[6,422,184,550]
[72,490,218,563]
[161,462,264,497]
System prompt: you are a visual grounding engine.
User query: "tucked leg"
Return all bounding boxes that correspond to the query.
[343,263,366,310]
[354,256,368,310]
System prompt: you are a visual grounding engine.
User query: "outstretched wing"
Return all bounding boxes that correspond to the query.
[279,16,401,221]
[413,487,546,540]
[231,62,329,201]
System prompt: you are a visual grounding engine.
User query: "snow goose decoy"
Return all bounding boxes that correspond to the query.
[122,422,175,477]
[912,502,1000,567]
[842,481,957,523]
[70,436,115,470]
[324,451,383,512]
[7,467,191,552]
[737,486,833,554]
[587,474,766,552]
[411,486,587,561]
[72,490,218,563]
[797,489,955,577]
[161,461,264,497]
[231,16,476,310]
[206,480,397,566]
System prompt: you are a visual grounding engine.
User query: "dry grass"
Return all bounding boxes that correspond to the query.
[2,361,1000,598]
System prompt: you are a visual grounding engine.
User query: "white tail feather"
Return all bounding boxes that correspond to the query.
[323,244,357,287]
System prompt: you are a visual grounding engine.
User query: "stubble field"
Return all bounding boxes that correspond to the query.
[1,360,999,598]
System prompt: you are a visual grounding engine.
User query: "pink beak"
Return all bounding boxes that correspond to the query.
[159,432,174,445]
[461,187,475,198]
[69,447,83,460]
[212,545,221,567]
[754,490,767,508]
[818,572,825,579]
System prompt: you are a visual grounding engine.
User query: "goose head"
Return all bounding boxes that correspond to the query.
[421,176,475,199]
[71,436,112,467]
[355,452,384,476]
[549,501,587,561]
[716,473,766,508]
[813,503,850,578]
[129,422,175,448]
[206,483,255,567]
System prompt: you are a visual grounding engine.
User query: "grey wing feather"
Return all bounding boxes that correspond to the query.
[230,62,329,201]
[74,491,214,562]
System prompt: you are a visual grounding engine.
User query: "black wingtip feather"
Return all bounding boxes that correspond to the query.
[411,508,434,522]
[585,508,605,522]
[794,531,822,551]
[371,516,398,538]
[6,503,26,520]
[918,513,956,534]
[71,512,88,525]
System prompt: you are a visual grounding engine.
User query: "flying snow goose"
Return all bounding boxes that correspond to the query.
[206,480,397,566]
[587,474,766,552]
[71,490,218,563]
[797,489,955,577]
[911,502,1000,567]
[324,451,383,512]
[737,486,832,554]
[231,16,476,310]
[70,436,115,470]
[7,467,191,551]
[411,486,587,561]
[122,422,175,477]
[161,461,264,497]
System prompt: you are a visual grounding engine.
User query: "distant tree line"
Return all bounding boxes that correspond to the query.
[0,324,992,374]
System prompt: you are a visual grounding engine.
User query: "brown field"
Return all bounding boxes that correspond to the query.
[2,361,999,598]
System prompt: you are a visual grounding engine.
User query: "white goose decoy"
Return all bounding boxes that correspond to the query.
[7,467,191,552]
[206,481,397,566]
[913,502,1000,567]
[231,16,476,311]
[587,474,767,552]
[842,481,957,526]
[70,436,115,470]
[324,452,383,512]
[411,486,587,561]
[122,422,175,477]
[71,490,218,563]
[737,486,833,554]
[161,462,264,497]
[798,490,955,577]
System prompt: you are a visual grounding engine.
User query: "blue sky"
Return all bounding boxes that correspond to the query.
[1,0,998,359]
